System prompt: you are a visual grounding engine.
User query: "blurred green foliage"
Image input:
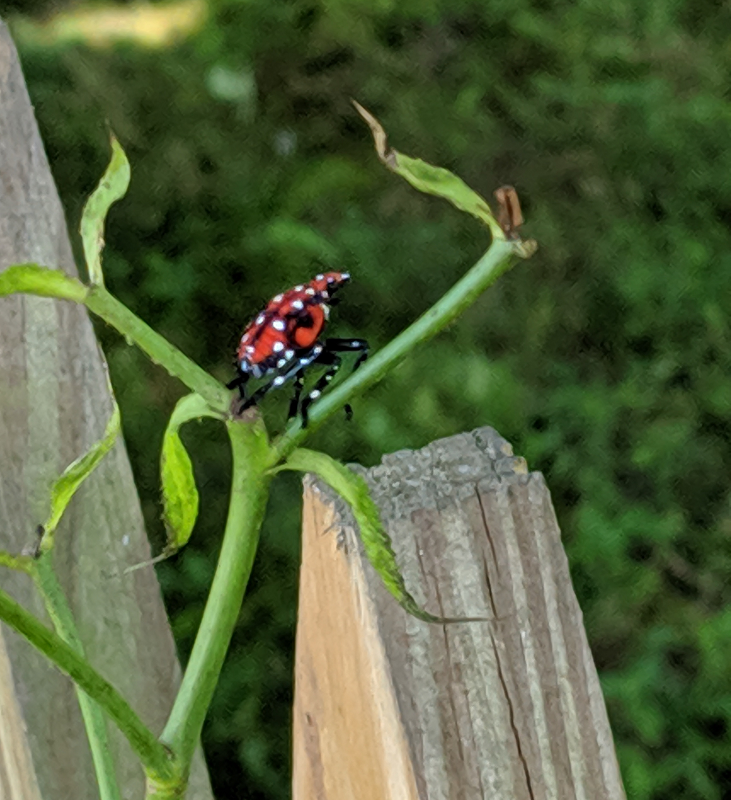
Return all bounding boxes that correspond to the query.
[9,0,731,796]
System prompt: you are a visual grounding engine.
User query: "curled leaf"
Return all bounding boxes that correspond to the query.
[353,100,504,241]
[0,264,88,302]
[80,135,131,286]
[40,401,121,554]
[280,448,488,624]
[160,393,224,555]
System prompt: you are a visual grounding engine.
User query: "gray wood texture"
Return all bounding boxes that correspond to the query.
[0,21,213,800]
[293,427,626,800]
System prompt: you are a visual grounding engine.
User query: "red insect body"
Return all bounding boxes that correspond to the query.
[236,271,348,379]
[230,270,368,426]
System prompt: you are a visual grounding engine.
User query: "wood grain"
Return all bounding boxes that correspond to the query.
[0,21,213,799]
[0,632,43,800]
[293,427,626,800]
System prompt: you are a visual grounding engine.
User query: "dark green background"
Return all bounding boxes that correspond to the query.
[7,0,731,796]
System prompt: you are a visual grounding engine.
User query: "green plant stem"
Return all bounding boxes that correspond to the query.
[32,556,122,800]
[0,549,34,572]
[270,237,521,462]
[85,286,230,411]
[0,582,175,782]
[161,416,271,769]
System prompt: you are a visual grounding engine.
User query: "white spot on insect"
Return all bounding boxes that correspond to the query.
[310,389,321,399]
[122,534,130,547]
[256,314,265,325]
[305,287,316,295]
[273,376,286,386]
[314,344,323,354]
[325,374,333,381]
[245,345,255,354]
[315,273,324,280]
[273,341,285,352]
[273,294,283,302]
[295,284,304,291]
[292,300,304,310]
[272,319,286,331]
[285,349,294,359]
[341,272,350,280]
[277,358,287,367]
[323,305,330,320]
[327,276,335,283]
[299,356,310,364]
[241,333,250,342]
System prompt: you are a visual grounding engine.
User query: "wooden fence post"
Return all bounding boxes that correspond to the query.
[293,427,626,800]
[0,21,213,799]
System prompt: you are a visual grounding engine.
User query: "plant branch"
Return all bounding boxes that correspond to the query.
[161,415,271,768]
[32,556,122,800]
[85,286,230,411]
[0,583,175,781]
[270,237,525,462]
[0,549,34,572]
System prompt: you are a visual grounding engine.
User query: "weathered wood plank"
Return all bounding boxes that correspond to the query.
[293,427,626,800]
[0,631,43,800]
[293,480,420,800]
[0,21,213,799]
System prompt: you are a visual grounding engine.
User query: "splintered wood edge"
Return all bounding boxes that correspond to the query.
[293,480,419,800]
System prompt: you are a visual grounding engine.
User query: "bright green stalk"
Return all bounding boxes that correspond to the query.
[271,237,522,462]
[85,286,230,411]
[161,416,271,770]
[0,266,230,412]
[0,583,175,782]
[33,556,122,800]
[0,550,33,572]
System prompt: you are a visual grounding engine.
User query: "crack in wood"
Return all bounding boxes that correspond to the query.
[476,486,501,620]
[490,627,536,800]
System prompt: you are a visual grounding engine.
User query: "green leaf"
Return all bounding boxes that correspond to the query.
[80,135,130,286]
[40,400,121,554]
[0,264,87,302]
[280,448,488,624]
[161,393,225,554]
[353,100,504,241]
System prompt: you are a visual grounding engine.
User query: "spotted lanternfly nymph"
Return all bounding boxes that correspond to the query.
[227,272,369,427]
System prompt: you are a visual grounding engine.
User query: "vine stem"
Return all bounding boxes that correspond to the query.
[33,556,123,800]
[0,581,176,782]
[85,286,230,411]
[160,416,271,773]
[0,228,526,798]
[270,237,522,463]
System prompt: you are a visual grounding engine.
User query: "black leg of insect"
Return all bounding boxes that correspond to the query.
[323,338,369,366]
[299,351,343,428]
[226,372,249,400]
[239,346,322,414]
[288,373,305,420]
[296,338,370,427]
[320,338,369,421]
